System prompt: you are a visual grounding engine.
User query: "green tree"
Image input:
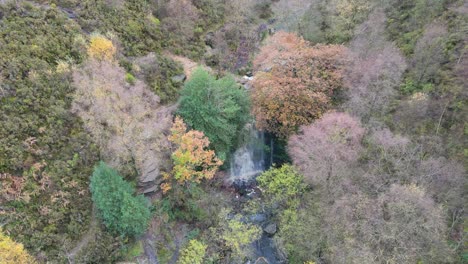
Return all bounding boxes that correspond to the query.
[178,239,207,264]
[177,68,250,161]
[257,164,305,205]
[90,162,150,237]
[208,209,261,261]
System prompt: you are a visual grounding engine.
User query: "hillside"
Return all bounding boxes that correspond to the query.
[0,0,466,263]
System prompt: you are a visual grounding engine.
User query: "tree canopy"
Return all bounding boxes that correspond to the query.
[177,68,250,161]
[252,32,347,138]
[90,162,150,237]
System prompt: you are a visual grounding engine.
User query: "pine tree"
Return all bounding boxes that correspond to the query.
[90,162,151,237]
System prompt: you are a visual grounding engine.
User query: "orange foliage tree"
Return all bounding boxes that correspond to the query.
[251,32,347,138]
[161,116,222,193]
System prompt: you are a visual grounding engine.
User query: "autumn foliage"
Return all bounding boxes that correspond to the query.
[87,35,116,61]
[161,116,222,193]
[0,230,35,264]
[252,32,347,137]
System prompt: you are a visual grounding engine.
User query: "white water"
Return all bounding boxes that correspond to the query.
[229,123,266,182]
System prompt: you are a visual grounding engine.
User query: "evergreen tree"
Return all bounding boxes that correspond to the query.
[90,162,150,237]
[177,68,250,161]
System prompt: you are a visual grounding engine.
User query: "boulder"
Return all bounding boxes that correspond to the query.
[264,223,277,236]
[249,213,267,223]
[171,74,186,83]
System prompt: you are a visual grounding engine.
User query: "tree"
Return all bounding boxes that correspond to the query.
[411,22,448,86]
[343,10,407,120]
[0,230,36,264]
[73,59,173,188]
[385,0,445,55]
[367,128,466,212]
[161,116,222,193]
[178,239,207,264]
[90,162,150,237]
[177,68,250,161]
[252,32,347,138]
[288,112,365,193]
[158,0,201,53]
[324,0,374,43]
[257,164,305,205]
[325,184,452,263]
[272,0,373,44]
[208,209,261,261]
[87,34,116,61]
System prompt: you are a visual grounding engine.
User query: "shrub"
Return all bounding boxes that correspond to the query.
[90,162,150,237]
[0,3,98,261]
[132,53,184,104]
[125,72,136,85]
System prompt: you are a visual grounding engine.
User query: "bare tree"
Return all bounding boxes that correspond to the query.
[288,112,365,197]
[325,184,452,263]
[411,22,448,84]
[344,10,407,120]
[72,59,173,192]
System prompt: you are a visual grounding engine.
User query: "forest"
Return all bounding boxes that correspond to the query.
[0,0,466,263]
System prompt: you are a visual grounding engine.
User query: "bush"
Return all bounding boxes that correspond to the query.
[0,3,98,262]
[132,53,184,104]
[77,0,162,56]
[90,162,150,237]
[125,72,136,85]
[177,68,250,161]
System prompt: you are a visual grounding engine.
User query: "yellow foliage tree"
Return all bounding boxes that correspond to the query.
[161,116,222,193]
[177,239,207,264]
[0,230,35,264]
[87,35,116,61]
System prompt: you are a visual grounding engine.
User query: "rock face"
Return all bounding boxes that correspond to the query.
[171,74,187,83]
[263,223,277,236]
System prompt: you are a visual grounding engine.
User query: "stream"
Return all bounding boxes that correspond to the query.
[229,124,283,264]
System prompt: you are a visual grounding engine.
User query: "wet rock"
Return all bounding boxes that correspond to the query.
[171,74,186,83]
[255,257,269,264]
[264,223,277,236]
[249,213,267,223]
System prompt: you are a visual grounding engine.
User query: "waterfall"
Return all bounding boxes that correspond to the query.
[229,123,266,183]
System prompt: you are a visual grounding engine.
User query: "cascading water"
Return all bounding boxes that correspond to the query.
[228,123,282,263]
[229,123,266,183]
